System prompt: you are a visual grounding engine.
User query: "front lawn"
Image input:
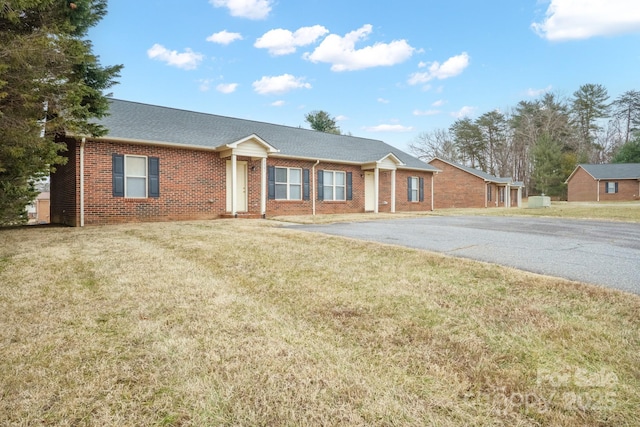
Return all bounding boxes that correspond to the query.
[1,220,638,426]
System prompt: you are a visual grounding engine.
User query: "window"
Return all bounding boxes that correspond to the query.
[317,170,352,201]
[268,166,309,200]
[409,177,419,202]
[499,187,505,203]
[407,176,424,202]
[112,154,159,198]
[605,181,618,194]
[323,170,346,201]
[275,167,302,200]
[126,156,147,198]
[487,185,492,201]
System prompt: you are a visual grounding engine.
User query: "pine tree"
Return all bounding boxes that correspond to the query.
[0,0,122,224]
[304,111,341,134]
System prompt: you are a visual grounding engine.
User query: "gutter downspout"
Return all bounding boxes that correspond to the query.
[80,137,86,227]
[312,160,320,216]
[431,172,435,211]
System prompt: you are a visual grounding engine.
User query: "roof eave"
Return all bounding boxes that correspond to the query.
[81,135,220,151]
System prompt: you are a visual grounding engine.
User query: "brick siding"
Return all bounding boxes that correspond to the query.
[50,138,79,226]
[50,138,434,225]
[567,167,640,201]
[430,159,488,209]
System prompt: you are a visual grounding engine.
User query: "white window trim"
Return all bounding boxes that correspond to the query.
[275,167,302,200]
[410,176,419,202]
[323,170,346,201]
[125,155,148,199]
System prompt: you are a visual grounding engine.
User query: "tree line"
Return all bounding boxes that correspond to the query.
[409,84,640,198]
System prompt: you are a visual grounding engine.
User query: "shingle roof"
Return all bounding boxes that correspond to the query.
[577,163,640,180]
[430,157,522,186]
[91,99,437,171]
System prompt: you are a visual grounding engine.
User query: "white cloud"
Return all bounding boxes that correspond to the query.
[271,100,286,107]
[255,25,329,56]
[526,85,553,97]
[304,24,415,71]
[335,115,348,122]
[207,30,243,45]
[432,99,445,107]
[147,44,204,70]
[377,98,390,104]
[363,124,414,132]
[210,0,272,20]
[451,106,476,119]
[216,83,239,94]
[532,0,640,41]
[252,74,311,95]
[198,79,214,91]
[413,109,440,116]
[408,52,470,85]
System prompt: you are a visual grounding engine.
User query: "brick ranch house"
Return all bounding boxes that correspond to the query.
[50,99,440,226]
[428,158,523,209]
[566,163,640,202]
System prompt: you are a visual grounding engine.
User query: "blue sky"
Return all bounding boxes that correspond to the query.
[89,0,640,151]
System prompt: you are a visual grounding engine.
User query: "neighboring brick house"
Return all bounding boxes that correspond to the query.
[428,158,523,209]
[566,163,640,202]
[50,99,439,226]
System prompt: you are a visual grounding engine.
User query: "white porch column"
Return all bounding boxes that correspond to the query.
[390,169,396,213]
[261,157,267,216]
[374,166,380,214]
[231,153,237,215]
[518,187,523,207]
[506,184,511,208]
[597,179,600,202]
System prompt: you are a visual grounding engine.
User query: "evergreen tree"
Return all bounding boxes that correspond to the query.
[0,0,122,225]
[304,110,341,134]
[476,110,508,176]
[570,83,610,161]
[450,117,485,169]
[612,134,640,163]
[532,134,574,198]
[611,90,640,144]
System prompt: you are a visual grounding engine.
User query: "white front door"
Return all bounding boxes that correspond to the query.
[364,171,375,211]
[226,160,248,212]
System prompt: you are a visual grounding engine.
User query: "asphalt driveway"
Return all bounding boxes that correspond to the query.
[289,216,640,295]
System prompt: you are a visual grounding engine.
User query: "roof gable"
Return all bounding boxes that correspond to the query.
[429,157,519,185]
[90,99,438,172]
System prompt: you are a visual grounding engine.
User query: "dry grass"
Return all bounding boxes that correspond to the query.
[271,201,640,224]
[1,220,639,426]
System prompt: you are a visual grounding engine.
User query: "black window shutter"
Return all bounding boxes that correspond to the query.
[317,169,324,201]
[407,176,412,201]
[346,172,352,201]
[148,157,160,198]
[268,166,275,200]
[112,154,124,197]
[605,181,609,193]
[303,169,310,200]
[615,182,619,193]
[419,177,425,202]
